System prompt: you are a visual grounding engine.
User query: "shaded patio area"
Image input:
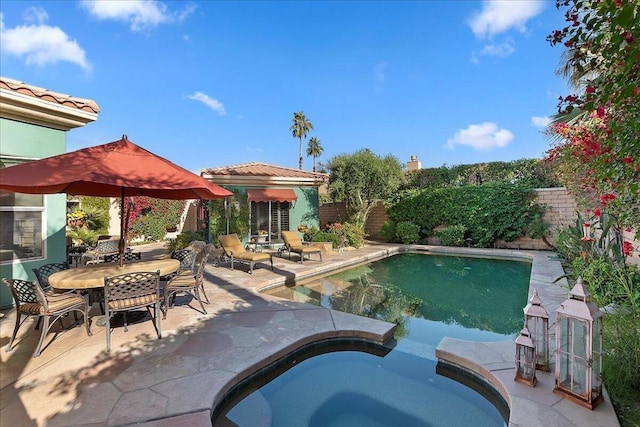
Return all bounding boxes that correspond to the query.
[0,242,619,426]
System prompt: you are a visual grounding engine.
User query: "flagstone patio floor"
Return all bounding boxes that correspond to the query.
[0,242,619,426]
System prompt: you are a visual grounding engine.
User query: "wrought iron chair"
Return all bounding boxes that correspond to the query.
[103,270,161,352]
[163,246,213,318]
[104,252,142,263]
[81,238,120,265]
[32,262,79,328]
[2,278,91,358]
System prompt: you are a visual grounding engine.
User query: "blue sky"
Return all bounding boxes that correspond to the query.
[0,1,568,174]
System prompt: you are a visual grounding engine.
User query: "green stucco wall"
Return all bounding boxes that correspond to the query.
[0,118,67,309]
[210,185,320,243]
[291,187,320,233]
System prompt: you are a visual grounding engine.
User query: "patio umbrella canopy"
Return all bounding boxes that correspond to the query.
[0,135,232,264]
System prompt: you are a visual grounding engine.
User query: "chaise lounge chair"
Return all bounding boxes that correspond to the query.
[218,233,273,274]
[281,231,323,263]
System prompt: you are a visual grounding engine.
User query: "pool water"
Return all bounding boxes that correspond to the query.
[215,253,531,426]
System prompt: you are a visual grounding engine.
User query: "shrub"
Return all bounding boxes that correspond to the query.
[386,183,547,248]
[337,222,366,248]
[166,231,204,253]
[435,224,467,246]
[311,230,341,248]
[395,221,420,244]
[380,221,397,242]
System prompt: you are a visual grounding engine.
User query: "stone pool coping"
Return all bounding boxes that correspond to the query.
[429,248,620,427]
[0,243,620,426]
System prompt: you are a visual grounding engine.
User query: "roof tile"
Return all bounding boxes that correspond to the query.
[203,162,328,180]
[0,76,100,114]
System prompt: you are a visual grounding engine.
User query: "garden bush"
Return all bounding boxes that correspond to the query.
[386,183,546,247]
[435,224,467,246]
[395,221,420,244]
[166,231,204,253]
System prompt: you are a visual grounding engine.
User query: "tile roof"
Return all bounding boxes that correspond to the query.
[0,76,100,114]
[202,162,328,180]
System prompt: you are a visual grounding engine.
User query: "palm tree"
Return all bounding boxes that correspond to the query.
[306,137,323,172]
[290,111,313,170]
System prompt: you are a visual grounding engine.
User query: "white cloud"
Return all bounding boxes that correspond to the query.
[531,116,552,128]
[187,92,226,116]
[0,9,91,70]
[479,39,515,57]
[80,0,195,32]
[445,122,514,151]
[468,0,545,39]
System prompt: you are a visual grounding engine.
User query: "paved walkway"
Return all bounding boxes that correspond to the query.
[0,243,620,426]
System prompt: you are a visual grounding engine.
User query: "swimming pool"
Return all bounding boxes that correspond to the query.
[213,253,531,426]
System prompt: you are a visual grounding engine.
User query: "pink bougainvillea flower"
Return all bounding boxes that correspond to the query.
[622,241,633,257]
[594,208,601,217]
[586,86,596,94]
[622,157,633,164]
[596,106,605,118]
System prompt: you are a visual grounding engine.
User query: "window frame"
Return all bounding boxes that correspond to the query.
[0,156,47,265]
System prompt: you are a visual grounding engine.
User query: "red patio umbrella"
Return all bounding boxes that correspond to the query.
[0,135,232,265]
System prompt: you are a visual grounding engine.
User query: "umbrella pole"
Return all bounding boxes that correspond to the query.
[119,189,125,267]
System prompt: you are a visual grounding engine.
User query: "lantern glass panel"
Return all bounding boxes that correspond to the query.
[572,319,588,359]
[526,315,548,362]
[573,356,587,397]
[557,316,572,388]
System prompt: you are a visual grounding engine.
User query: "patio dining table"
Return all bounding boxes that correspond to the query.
[49,258,180,290]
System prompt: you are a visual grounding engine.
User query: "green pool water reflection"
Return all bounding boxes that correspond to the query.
[268,252,531,345]
[217,253,532,426]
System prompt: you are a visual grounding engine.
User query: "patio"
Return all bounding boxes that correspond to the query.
[0,242,619,426]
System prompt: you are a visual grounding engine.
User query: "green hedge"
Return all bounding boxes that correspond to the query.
[386,183,546,247]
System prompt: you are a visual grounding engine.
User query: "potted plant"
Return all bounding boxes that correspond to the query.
[256,230,268,243]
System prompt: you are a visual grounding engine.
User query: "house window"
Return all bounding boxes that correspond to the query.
[0,158,45,263]
[250,201,290,240]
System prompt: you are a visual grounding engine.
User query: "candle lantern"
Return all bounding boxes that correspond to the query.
[554,277,604,409]
[514,326,537,387]
[524,289,550,371]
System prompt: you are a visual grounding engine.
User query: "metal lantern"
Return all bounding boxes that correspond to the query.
[514,326,537,387]
[554,277,604,409]
[524,289,550,371]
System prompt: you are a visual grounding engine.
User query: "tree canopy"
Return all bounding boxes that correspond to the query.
[290,111,313,170]
[327,149,404,225]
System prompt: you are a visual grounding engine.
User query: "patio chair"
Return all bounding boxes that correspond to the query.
[32,262,79,328]
[218,233,273,274]
[281,231,323,263]
[2,278,92,358]
[81,238,120,265]
[104,251,142,263]
[163,245,213,318]
[103,270,161,352]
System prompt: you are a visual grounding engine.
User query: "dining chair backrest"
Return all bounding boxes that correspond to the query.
[103,270,161,352]
[4,277,39,308]
[33,262,70,292]
[95,238,120,254]
[4,276,64,314]
[171,249,198,273]
[194,248,212,282]
[104,271,160,307]
[104,252,142,263]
